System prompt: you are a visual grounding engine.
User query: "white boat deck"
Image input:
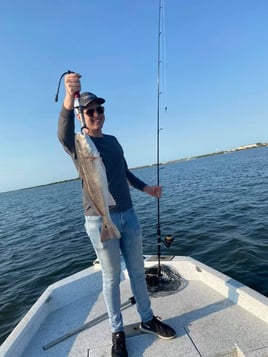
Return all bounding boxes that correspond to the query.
[1,256,267,357]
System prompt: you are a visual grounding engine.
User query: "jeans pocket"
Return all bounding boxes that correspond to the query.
[84,216,102,247]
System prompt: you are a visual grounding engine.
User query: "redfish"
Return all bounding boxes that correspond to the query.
[75,133,121,242]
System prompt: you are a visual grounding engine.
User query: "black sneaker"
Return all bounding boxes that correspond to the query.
[111,331,128,357]
[140,315,176,340]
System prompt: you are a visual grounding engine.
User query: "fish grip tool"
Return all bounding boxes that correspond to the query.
[54,70,74,103]
[73,91,88,134]
[54,70,86,133]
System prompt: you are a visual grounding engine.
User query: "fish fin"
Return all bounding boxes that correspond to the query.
[100,222,121,242]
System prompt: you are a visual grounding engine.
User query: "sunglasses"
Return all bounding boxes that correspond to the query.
[84,106,105,117]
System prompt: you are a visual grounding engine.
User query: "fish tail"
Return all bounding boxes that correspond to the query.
[100,222,121,242]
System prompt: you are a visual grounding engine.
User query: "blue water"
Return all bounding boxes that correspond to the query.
[0,147,268,344]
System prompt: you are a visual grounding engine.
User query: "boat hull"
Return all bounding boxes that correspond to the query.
[1,256,267,357]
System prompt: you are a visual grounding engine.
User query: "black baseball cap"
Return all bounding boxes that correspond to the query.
[80,92,105,107]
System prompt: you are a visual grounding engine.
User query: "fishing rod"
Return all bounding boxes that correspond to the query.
[156,0,162,277]
[156,0,174,278]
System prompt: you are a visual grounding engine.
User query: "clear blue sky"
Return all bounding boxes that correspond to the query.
[1,0,268,193]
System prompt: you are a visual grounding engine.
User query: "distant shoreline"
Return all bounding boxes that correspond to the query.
[131,142,268,169]
[4,143,268,193]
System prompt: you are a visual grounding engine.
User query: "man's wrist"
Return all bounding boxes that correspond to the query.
[64,94,75,110]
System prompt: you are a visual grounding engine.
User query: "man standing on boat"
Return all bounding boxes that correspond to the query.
[58,72,176,357]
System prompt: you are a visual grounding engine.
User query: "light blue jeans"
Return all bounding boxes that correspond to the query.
[85,208,153,332]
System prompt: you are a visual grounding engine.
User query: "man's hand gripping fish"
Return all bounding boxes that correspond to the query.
[75,133,121,242]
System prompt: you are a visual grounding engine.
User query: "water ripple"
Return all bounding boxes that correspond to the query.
[0,148,268,344]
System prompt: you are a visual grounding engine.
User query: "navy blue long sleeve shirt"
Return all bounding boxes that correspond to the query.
[57,106,147,215]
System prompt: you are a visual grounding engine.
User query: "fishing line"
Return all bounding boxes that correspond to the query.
[162,2,168,112]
